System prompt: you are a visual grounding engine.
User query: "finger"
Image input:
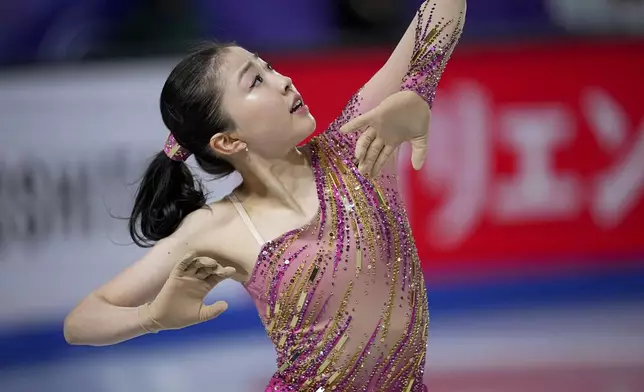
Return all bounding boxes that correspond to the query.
[358,138,385,176]
[410,136,428,170]
[340,111,374,134]
[371,145,395,178]
[214,266,237,277]
[195,267,216,280]
[194,257,219,269]
[354,127,376,162]
[172,252,197,277]
[199,301,228,322]
[191,258,219,278]
[205,266,237,285]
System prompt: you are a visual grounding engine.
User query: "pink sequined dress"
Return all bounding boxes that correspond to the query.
[239,1,465,390]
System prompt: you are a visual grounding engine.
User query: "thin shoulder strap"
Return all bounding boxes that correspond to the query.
[227,192,265,246]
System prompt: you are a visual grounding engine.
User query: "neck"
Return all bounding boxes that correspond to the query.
[232,147,313,213]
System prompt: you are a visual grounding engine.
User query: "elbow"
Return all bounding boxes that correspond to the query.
[63,296,100,346]
[63,294,117,347]
[64,311,102,346]
[63,312,83,345]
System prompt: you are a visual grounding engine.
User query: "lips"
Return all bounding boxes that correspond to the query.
[290,94,304,113]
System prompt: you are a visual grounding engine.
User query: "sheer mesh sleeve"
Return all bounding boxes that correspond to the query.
[400,0,466,108]
[320,0,466,153]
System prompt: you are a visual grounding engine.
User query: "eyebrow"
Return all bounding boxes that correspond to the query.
[237,52,260,83]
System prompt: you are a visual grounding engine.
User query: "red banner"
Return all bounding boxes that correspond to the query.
[273,41,644,275]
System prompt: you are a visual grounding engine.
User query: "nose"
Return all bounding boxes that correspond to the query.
[281,75,293,94]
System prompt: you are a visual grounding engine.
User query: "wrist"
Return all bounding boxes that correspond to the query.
[137,303,163,333]
[400,77,433,109]
[399,89,429,109]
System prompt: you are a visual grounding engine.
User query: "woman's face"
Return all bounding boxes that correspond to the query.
[219,46,316,158]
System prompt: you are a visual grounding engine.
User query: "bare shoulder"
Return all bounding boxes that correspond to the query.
[172,197,257,282]
[171,198,237,252]
[173,200,232,236]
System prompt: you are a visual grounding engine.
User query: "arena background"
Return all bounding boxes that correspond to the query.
[1,1,644,391]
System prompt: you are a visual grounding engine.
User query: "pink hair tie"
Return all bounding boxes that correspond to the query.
[163,133,192,162]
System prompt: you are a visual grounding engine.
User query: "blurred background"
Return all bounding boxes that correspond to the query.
[1,0,644,391]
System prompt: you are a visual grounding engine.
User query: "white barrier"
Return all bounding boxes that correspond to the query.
[0,61,246,327]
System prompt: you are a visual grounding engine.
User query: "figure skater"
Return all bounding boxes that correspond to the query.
[64,1,466,390]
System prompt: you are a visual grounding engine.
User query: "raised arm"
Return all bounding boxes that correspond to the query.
[322,0,466,176]
[362,0,466,110]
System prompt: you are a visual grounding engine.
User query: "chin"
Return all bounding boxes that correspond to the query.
[307,114,316,131]
[296,116,317,146]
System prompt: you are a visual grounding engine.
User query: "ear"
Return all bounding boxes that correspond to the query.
[209,132,247,157]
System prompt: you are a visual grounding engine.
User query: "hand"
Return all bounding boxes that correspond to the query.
[138,253,237,332]
[340,90,430,177]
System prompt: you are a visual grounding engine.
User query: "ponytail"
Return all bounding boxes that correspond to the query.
[128,42,236,246]
[128,151,207,247]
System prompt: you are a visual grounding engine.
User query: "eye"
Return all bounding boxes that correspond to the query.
[251,74,263,88]
[266,63,274,71]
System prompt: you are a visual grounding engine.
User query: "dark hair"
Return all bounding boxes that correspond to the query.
[129,42,237,247]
